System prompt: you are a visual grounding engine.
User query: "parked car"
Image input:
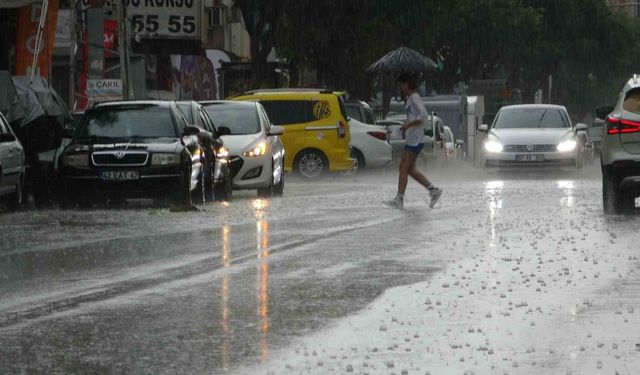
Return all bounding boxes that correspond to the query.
[348,118,392,169]
[345,100,377,125]
[201,101,285,197]
[177,101,233,201]
[444,125,459,159]
[596,75,640,214]
[59,101,207,208]
[231,89,355,178]
[479,104,588,168]
[382,114,448,161]
[0,112,25,211]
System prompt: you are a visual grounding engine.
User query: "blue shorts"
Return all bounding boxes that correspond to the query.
[404,143,425,154]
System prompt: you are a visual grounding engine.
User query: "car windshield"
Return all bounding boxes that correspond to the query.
[203,104,260,135]
[493,108,569,129]
[177,104,193,123]
[76,106,177,139]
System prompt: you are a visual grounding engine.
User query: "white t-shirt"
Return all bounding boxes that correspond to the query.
[404,93,428,147]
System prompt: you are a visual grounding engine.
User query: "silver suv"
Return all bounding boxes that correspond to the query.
[597,75,640,214]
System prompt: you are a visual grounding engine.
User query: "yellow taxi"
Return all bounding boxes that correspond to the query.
[230,89,355,178]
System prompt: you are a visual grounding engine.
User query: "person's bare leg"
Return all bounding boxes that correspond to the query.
[397,151,415,196]
[408,158,432,189]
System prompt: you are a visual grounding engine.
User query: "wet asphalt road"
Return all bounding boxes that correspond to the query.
[1,162,639,374]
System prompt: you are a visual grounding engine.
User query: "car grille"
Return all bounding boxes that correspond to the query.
[92,151,149,166]
[503,144,556,153]
[229,156,244,178]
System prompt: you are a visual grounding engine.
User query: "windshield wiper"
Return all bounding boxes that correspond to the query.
[537,110,548,128]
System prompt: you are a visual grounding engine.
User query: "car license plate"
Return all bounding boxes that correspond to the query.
[516,154,544,162]
[100,171,139,181]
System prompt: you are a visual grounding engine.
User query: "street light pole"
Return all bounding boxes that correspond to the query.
[117,0,130,100]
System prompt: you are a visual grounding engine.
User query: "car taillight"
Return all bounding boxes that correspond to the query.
[367,131,388,141]
[338,121,346,138]
[607,116,640,134]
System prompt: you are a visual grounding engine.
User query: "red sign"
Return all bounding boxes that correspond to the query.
[104,20,117,58]
[14,0,60,79]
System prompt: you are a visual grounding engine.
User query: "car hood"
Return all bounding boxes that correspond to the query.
[220,133,263,155]
[489,128,574,144]
[65,138,181,154]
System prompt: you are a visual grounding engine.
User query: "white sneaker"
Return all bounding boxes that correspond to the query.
[384,196,404,209]
[429,188,442,208]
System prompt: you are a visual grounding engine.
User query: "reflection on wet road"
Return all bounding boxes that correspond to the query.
[1,168,639,374]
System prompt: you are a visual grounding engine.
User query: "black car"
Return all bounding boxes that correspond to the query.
[58,101,216,208]
[177,101,232,201]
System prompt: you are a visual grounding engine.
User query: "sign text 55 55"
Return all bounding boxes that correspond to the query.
[131,14,197,37]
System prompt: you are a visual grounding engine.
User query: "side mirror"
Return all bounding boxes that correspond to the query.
[575,123,588,132]
[478,124,489,133]
[183,125,200,136]
[0,133,16,143]
[217,126,231,136]
[456,139,465,146]
[595,106,614,120]
[268,125,284,136]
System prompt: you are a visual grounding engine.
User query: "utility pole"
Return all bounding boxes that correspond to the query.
[117,0,130,99]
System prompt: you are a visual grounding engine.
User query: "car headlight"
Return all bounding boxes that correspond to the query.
[243,143,266,158]
[62,154,89,167]
[484,140,503,153]
[216,146,229,159]
[191,148,204,162]
[151,153,180,166]
[557,140,577,152]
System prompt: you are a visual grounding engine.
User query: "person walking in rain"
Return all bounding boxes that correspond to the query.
[385,73,442,209]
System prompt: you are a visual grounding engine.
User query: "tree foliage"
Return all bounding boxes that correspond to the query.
[235,0,640,113]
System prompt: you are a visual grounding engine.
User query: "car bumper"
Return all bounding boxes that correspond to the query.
[606,161,640,195]
[485,151,578,167]
[229,154,271,189]
[354,139,393,169]
[330,158,356,172]
[61,165,183,197]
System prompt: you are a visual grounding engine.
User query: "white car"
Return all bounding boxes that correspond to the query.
[480,104,588,168]
[382,114,448,160]
[201,101,285,197]
[349,119,392,169]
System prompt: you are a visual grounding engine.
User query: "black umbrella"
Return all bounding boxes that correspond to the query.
[367,47,437,74]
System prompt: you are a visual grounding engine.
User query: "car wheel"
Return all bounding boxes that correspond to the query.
[4,175,23,211]
[575,145,584,169]
[192,173,206,205]
[172,165,193,210]
[204,156,215,202]
[214,177,232,202]
[603,170,634,214]
[274,166,284,197]
[294,150,327,179]
[352,148,365,172]
[77,195,93,210]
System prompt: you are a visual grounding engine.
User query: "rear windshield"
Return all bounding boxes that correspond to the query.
[76,106,177,139]
[203,104,260,135]
[623,89,640,114]
[493,108,570,129]
[345,105,363,122]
